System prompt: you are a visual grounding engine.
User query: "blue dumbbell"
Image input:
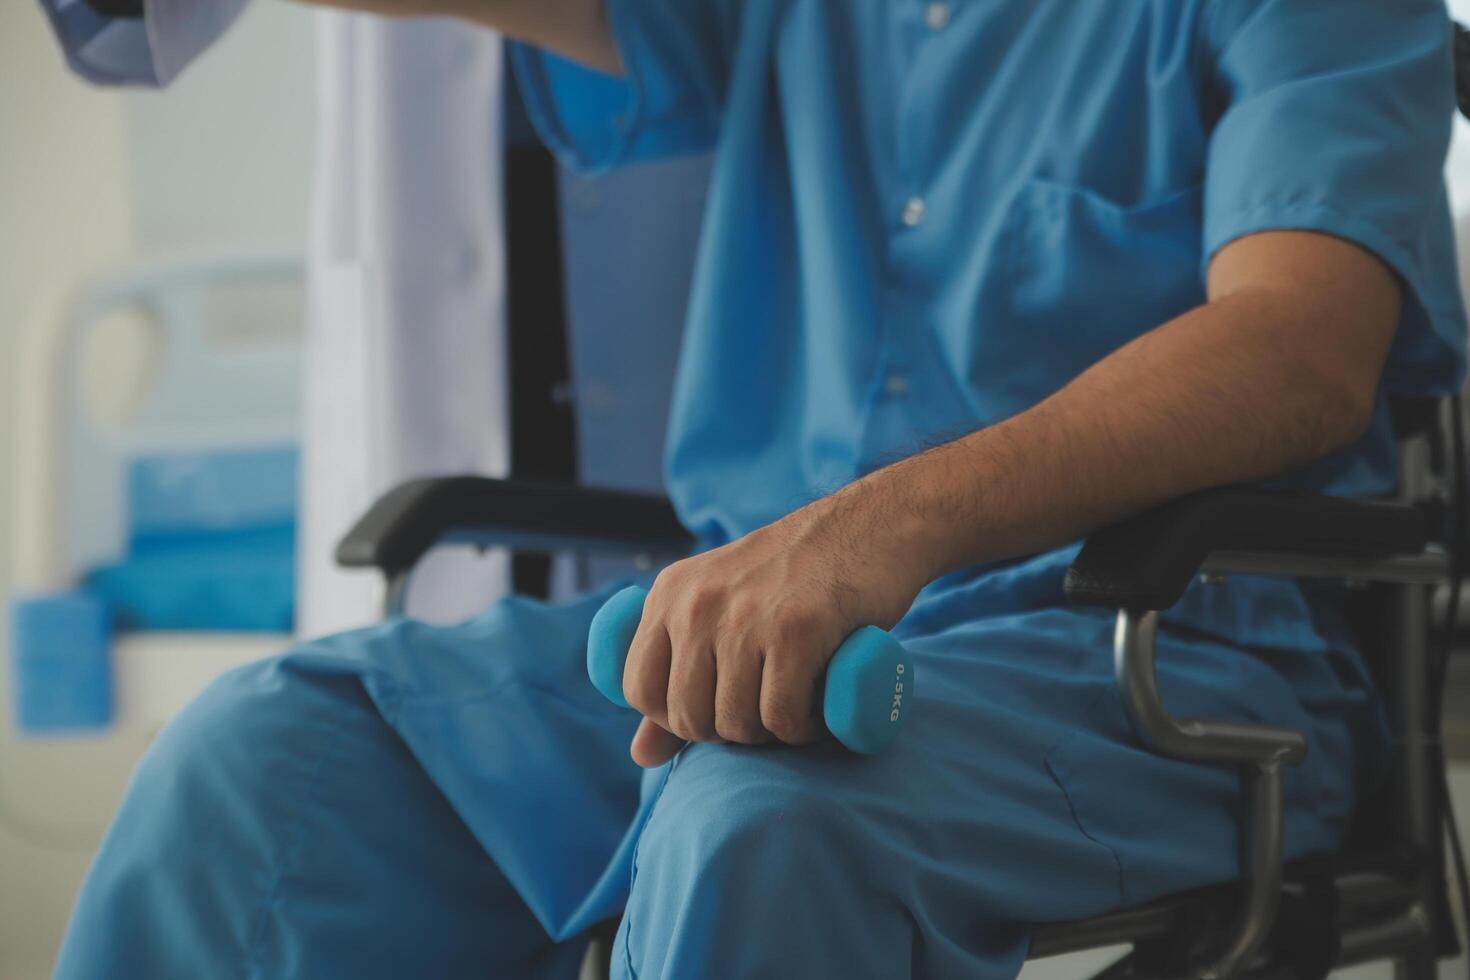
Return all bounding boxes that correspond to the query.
[586,585,913,754]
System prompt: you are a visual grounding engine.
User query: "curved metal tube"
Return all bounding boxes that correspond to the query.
[1199,761,1284,980]
[384,571,411,618]
[1114,612,1307,767]
[1113,610,1308,980]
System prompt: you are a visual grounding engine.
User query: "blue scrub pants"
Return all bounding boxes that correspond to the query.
[54,584,1372,979]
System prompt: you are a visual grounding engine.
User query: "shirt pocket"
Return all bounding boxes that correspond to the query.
[968,181,1206,417]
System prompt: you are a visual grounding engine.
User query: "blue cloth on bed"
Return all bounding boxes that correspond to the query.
[9,591,112,732]
[84,523,295,633]
[84,448,298,632]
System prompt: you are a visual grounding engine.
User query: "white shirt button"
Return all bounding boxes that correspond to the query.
[902,197,927,228]
[925,3,951,30]
[884,373,910,397]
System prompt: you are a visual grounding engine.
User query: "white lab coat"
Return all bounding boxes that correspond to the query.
[301,13,512,637]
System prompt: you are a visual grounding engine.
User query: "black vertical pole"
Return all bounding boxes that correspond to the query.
[503,138,579,598]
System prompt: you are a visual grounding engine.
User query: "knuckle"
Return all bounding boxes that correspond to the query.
[713,692,763,743]
[722,594,763,632]
[767,606,821,645]
[682,580,724,621]
[715,715,764,744]
[649,563,685,600]
[713,716,738,742]
[622,673,660,715]
[667,707,715,743]
[622,657,665,715]
[760,698,808,743]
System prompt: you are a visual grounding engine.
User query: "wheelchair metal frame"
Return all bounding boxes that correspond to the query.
[1067,551,1449,979]
[338,420,1460,980]
[1026,431,1458,980]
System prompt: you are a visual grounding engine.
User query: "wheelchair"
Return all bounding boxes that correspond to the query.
[333,28,1470,980]
[338,398,1464,980]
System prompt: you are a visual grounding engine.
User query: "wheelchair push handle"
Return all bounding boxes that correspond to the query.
[586,585,913,755]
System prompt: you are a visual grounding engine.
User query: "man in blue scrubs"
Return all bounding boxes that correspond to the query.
[47,1,1469,977]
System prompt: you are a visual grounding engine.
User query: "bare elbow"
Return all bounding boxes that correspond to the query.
[1337,379,1380,447]
[1283,305,1397,461]
[1210,228,1402,462]
[1304,309,1397,457]
[1306,370,1381,459]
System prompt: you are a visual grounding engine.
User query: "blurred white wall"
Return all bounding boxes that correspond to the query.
[0,8,137,978]
[126,4,314,249]
[0,3,314,976]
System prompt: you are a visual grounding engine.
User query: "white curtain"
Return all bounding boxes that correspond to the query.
[300,12,511,637]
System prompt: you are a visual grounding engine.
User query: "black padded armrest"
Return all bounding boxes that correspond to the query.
[1064,488,1428,611]
[335,476,694,577]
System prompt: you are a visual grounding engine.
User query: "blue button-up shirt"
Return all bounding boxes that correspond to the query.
[513,0,1468,650]
[514,0,1467,543]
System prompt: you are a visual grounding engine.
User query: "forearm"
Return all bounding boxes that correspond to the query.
[452,0,618,71]
[839,235,1400,584]
[618,232,1400,765]
[295,0,621,74]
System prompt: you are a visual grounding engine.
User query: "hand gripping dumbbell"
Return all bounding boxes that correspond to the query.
[586,585,913,754]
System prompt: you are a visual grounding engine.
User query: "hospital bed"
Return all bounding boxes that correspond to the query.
[9,253,303,734]
[5,105,703,738]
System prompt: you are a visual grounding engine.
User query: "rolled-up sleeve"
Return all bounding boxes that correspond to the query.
[1202,0,1468,395]
[39,0,248,87]
[509,0,738,173]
